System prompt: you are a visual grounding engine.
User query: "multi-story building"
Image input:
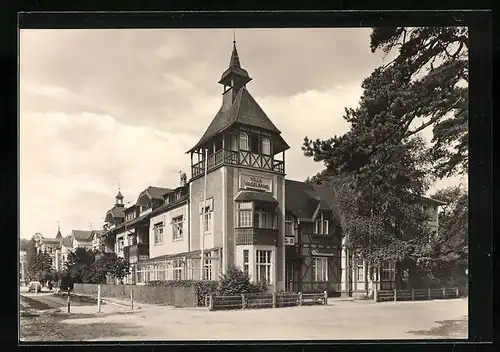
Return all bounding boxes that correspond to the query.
[33,227,64,271]
[97,41,445,295]
[20,250,27,285]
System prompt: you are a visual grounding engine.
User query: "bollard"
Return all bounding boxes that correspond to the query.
[272,292,277,308]
[412,289,415,301]
[456,287,459,297]
[130,288,134,310]
[298,292,303,306]
[97,285,101,313]
[67,288,71,313]
[241,294,246,310]
[393,289,397,302]
[323,290,328,305]
[428,288,431,300]
[208,294,214,311]
[373,288,378,302]
[442,287,446,299]
[35,284,38,295]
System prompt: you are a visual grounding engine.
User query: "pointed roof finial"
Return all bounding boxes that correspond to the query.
[56,221,62,238]
[233,28,236,44]
[57,221,60,231]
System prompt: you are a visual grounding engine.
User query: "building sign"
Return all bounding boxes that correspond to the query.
[240,173,272,192]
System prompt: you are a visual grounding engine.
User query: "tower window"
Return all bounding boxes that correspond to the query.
[239,132,249,151]
[250,135,259,153]
[261,137,271,155]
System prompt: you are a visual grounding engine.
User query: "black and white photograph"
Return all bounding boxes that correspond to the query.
[19,25,470,341]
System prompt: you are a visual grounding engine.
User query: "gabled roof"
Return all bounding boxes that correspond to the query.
[61,238,72,247]
[107,205,125,219]
[137,186,172,204]
[285,180,338,222]
[187,87,288,153]
[72,230,93,242]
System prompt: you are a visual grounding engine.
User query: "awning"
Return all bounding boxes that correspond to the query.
[234,191,279,204]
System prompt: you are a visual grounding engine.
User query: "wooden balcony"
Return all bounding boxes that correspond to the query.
[124,243,149,263]
[235,227,278,246]
[191,149,284,179]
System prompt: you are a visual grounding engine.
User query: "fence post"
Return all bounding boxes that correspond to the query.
[323,290,328,305]
[428,288,431,300]
[456,287,459,298]
[204,295,209,307]
[272,292,277,308]
[97,285,101,313]
[298,292,303,306]
[442,287,446,299]
[209,294,214,311]
[393,289,397,302]
[130,287,134,310]
[412,289,415,301]
[241,294,246,309]
[67,288,71,313]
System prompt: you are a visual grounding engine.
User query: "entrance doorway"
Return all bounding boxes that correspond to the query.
[285,261,295,292]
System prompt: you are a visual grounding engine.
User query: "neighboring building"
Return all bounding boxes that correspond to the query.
[71,230,93,249]
[33,226,64,271]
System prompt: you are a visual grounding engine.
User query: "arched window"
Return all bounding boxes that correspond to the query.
[261,137,271,155]
[239,132,249,151]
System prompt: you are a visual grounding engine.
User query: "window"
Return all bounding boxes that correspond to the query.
[261,137,271,155]
[175,192,181,200]
[250,135,259,153]
[172,216,184,240]
[203,252,212,280]
[117,238,125,253]
[173,258,183,280]
[256,250,272,283]
[239,202,253,228]
[357,262,364,281]
[312,257,328,282]
[314,212,329,234]
[153,222,164,245]
[243,250,249,276]
[203,208,213,233]
[255,206,275,229]
[285,215,293,235]
[381,261,396,281]
[239,132,249,151]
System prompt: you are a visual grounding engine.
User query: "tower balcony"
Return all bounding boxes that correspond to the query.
[235,227,278,246]
[191,149,284,179]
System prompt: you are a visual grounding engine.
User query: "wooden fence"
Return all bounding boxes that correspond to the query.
[207,291,327,311]
[375,287,461,302]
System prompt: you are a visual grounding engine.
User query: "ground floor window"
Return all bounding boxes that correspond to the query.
[256,250,271,283]
[203,252,212,280]
[243,249,249,276]
[381,261,396,281]
[312,257,328,282]
[357,261,364,281]
[173,258,183,280]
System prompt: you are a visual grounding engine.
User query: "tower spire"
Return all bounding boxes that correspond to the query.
[115,184,124,207]
[218,32,252,98]
[56,221,62,238]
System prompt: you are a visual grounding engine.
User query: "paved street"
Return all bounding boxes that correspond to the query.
[20,294,468,341]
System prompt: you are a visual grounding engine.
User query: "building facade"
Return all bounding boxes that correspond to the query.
[93,41,444,296]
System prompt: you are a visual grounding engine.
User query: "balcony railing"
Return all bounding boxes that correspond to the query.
[235,227,278,246]
[124,243,149,263]
[191,149,285,178]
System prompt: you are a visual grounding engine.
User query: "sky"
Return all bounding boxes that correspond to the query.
[19,28,466,240]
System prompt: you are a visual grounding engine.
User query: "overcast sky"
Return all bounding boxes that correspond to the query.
[19,28,466,240]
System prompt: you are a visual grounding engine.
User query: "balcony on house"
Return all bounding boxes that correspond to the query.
[235,227,278,246]
[123,243,149,263]
[191,149,284,178]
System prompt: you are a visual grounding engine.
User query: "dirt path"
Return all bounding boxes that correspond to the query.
[20,297,468,341]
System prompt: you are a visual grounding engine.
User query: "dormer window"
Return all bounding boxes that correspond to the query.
[239,132,249,151]
[261,137,271,155]
[314,212,329,235]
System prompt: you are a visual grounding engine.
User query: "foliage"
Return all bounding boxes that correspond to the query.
[218,265,268,295]
[25,239,38,281]
[28,251,53,284]
[64,247,96,283]
[146,279,219,306]
[303,27,468,181]
[418,185,468,286]
[82,253,130,284]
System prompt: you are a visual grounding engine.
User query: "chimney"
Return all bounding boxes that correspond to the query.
[179,171,187,187]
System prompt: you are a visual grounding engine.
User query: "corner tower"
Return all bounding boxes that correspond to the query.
[186,40,290,291]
